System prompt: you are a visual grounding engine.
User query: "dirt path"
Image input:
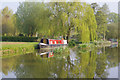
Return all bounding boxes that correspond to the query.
[2,42,27,44]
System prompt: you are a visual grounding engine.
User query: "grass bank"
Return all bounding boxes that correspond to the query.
[1,42,39,58]
[68,40,112,52]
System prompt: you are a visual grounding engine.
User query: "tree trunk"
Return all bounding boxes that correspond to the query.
[28,34,30,37]
[63,35,66,39]
[104,32,105,41]
[66,27,71,43]
[31,33,33,37]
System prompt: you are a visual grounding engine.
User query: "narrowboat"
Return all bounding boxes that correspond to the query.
[39,38,67,48]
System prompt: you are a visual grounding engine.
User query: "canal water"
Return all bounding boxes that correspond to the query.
[1,45,119,78]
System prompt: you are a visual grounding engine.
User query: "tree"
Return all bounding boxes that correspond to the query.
[0,11,2,36]
[91,3,110,40]
[118,6,120,39]
[99,3,109,15]
[106,12,118,39]
[108,12,118,23]
[95,3,109,40]
[106,23,118,39]
[16,2,97,42]
[2,7,15,36]
[91,3,99,14]
[16,2,50,37]
[95,11,108,40]
[48,2,97,42]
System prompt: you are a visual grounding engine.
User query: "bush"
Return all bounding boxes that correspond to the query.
[78,44,87,49]
[75,41,82,44]
[82,44,87,48]
[18,34,24,36]
[93,42,97,45]
[2,36,39,42]
[68,40,76,47]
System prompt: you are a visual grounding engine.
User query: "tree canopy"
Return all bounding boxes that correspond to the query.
[2,7,15,36]
[2,2,118,42]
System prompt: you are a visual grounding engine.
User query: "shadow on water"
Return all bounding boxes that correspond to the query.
[2,44,119,78]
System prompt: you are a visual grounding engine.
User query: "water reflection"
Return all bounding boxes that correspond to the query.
[37,51,54,58]
[2,45,119,78]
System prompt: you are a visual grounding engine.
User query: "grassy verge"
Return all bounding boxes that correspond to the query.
[68,40,112,54]
[1,42,39,58]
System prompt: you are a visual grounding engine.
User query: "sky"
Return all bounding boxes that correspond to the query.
[0,0,119,14]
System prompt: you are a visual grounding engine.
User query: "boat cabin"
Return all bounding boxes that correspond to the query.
[40,38,67,45]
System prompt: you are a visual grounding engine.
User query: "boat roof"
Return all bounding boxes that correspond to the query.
[41,39,64,40]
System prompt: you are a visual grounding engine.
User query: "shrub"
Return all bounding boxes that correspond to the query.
[2,36,39,42]
[68,40,76,47]
[78,44,87,49]
[93,42,97,45]
[82,44,87,48]
[18,34,24,36]
[78,45,81,49]
[75,41,82,44]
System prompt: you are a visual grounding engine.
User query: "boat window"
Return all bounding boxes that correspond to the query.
[55,41,56,44]
[43,39,47,44]
[50,41,53,44]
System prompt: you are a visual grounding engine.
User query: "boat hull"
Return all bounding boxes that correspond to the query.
[39,43,67,49]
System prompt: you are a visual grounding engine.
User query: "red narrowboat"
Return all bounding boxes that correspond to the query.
[39,38,67,48]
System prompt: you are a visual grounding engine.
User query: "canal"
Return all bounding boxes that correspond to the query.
[1,45,119,78]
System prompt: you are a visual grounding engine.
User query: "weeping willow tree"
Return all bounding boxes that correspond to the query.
[16,2,97,42]
[85,4,98,41]
[35,3,52,38]
[47,2,97,42]
[73,3,97,43]
[46,2,69,38]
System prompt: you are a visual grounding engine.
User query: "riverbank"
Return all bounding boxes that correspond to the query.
[1,42,39,58]
[69,40,112,48]
[70,40,117,53]
[1,40,117,58]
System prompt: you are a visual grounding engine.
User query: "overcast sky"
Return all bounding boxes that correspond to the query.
[0,1,119,14]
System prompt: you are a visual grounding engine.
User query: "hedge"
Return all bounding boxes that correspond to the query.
[2,36,39,42]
